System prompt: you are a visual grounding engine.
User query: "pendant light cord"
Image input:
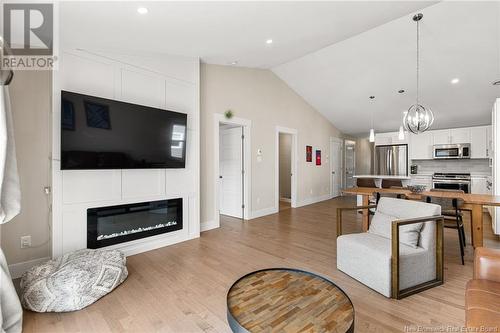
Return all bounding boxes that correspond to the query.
[416,18,420,106]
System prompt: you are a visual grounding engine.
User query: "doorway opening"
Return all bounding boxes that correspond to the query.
[214,114,251,228]
[275,126,298,211]
[330,137,343,198]
[279,133,292,211]
[344,140,356,188]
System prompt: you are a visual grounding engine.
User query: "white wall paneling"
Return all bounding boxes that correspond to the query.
[120,69,165,109]
[52,49,200,257]
[62,170,122,204]
[121,169,166,199]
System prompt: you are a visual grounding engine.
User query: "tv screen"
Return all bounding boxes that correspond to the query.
[60,90,187,170]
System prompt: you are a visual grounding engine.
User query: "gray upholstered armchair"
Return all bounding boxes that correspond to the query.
[336,197,444,299]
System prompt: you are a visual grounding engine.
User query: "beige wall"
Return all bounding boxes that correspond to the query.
[279,133,292,199]
[1,64,345,263]
[0,70,52,265]
[201,64,344,223]
[355,138,373,175]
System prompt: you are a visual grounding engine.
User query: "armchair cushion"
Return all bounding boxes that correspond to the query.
[369,211,422,248]
[368,197,441,248]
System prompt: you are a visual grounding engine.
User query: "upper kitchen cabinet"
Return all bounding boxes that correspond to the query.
[374,132,392,146]
[470,125,492,159]
[450,128,471,144]
[432,129,451,145]
[374,131,408,146]
[409,132,433,160]
[432,128,471,145]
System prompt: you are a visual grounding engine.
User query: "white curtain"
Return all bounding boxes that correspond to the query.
[0,86,20,224]
[0,76,23,332]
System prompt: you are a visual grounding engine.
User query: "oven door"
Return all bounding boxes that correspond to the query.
[432,180,470,193]
[433,145,460,159]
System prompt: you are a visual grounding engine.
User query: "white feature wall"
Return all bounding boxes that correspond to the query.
[52,49,200,257]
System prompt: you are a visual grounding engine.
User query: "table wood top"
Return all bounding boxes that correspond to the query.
[227,269,354,333]
[342,187,500,206]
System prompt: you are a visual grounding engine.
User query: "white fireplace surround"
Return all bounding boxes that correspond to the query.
[51,49,200,258]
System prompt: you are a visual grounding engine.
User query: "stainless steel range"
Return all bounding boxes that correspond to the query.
[432,172,471,193]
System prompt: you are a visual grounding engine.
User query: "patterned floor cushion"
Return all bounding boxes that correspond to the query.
[20,249,128,312]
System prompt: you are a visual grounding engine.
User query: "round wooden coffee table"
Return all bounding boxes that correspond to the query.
[227,268,354,333]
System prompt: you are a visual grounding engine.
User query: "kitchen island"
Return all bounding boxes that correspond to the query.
[342,186,500,248]
[353,175,411,188]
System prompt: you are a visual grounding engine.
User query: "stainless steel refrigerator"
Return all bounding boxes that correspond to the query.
[374,144,408,176]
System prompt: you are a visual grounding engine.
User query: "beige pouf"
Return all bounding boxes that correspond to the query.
[20,249,128,312]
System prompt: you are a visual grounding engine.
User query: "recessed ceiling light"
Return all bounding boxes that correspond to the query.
[266,39,273,44]
[137,7,148,14]
[230,61,238,65]
[451,78,460,84]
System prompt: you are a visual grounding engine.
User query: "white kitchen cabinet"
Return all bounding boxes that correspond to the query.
[374,133,393,146]
[487,125,493,158]
[432,130,450,145]
[470,126,489,159]
[450,128,471,144]
[471,176,491,195]
[374,131,408,146]
[409,132,433,160]
[433,128,470,145]
[410,175,433,190]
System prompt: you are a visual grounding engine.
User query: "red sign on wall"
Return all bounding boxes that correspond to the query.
[316,150,321,166]
[306,146,312,162]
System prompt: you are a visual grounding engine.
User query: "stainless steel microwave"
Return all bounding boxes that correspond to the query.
[433,143,471,159]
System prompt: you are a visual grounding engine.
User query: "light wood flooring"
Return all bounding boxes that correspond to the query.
[23,196,500,333]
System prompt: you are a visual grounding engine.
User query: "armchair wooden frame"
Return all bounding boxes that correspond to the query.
[336,205,377,236]
[337,206,444,299]
[391,215,444,299]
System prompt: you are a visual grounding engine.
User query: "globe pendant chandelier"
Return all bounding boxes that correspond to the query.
[403,13,434,134]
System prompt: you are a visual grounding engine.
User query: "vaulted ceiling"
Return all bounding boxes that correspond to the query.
[60,1,500,136]
[60,1,435,68]
[273,1,500,136]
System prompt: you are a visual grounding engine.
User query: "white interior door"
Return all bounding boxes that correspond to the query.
[331,141,342,197]
[219,126,243,218]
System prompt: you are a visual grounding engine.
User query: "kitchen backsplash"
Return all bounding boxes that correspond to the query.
[411,159,491,175]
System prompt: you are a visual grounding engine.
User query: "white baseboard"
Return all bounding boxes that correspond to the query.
[250,206,278,219]
[201,220,219,232]
[295,194,332,208]
[9,256,50,279]
[279,197,291,203]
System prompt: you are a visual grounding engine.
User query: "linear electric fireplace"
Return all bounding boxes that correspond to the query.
[87,198,183,249]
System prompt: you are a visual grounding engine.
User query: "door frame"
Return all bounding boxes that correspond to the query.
[214,114,251,227]
[330,137,344,198]
[275,126,298,209]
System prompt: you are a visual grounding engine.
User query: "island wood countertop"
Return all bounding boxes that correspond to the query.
[342,187,500,206]
[342,186,500,248]
[353,175,411,180]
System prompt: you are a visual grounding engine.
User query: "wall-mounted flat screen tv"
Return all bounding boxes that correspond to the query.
[61,90,187,170]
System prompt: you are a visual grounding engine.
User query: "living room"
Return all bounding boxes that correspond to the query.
[0,1,499,332]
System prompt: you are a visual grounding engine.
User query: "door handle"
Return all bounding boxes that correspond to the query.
[332,171,335,174]
[219,176,223,179]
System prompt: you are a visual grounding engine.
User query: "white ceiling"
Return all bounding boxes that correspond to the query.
[60,1,436,68]
[273,1,500,136]
[60,1,500,136]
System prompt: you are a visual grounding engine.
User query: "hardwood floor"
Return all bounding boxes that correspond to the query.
[23,196,500,333]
